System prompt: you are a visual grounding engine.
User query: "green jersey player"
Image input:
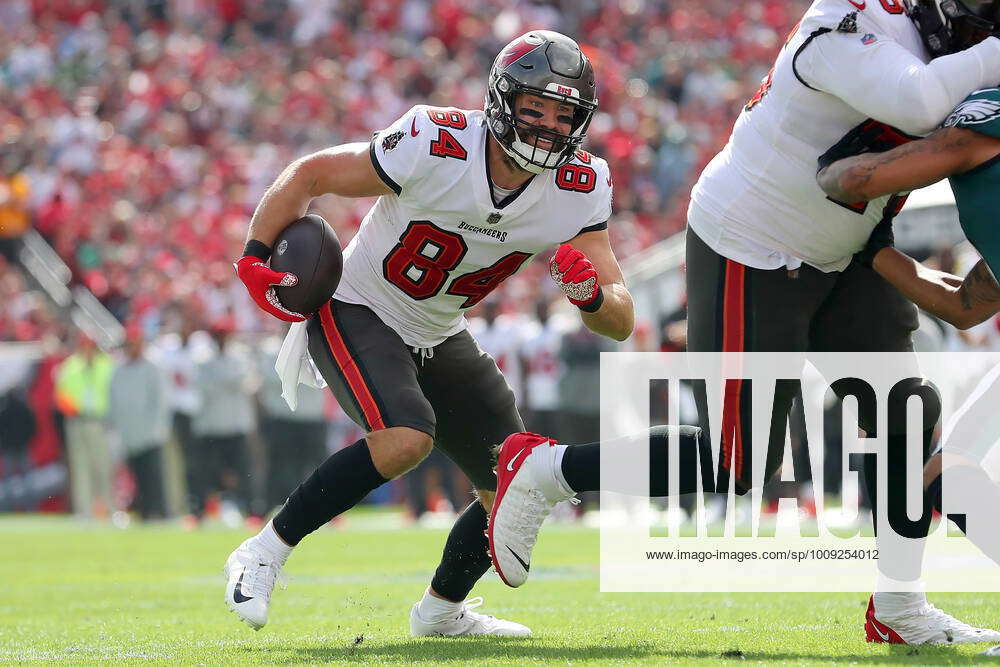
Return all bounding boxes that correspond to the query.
[819,92,1000,647]
[817,86,1000,330]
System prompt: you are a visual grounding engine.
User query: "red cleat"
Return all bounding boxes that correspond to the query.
[488,432,574,587]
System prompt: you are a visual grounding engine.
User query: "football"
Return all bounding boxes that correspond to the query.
[269,213,343,315]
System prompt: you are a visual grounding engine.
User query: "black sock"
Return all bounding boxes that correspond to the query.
[560,425,704,496]
[273,438,387,546]
[559,441,599,493]
[430,501,491,602]
[926,473,968,534]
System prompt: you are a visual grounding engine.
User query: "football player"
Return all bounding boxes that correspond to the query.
[816,90,1000,330]
[489,0,1000,646]
[816,89,1000,609]
[225,31,634,637]
[685,0,1000,645]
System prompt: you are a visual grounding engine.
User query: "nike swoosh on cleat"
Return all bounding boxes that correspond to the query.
[506,448,528,472]
[411,117,420,137]
[872,623,890,642]
[506,545,530,572]
[233,572,254,604]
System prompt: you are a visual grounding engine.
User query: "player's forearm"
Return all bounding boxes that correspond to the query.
[871,248,982,329]
[580,283,634,341]
[246,161,313,247]
[817,156,884,203]
[818,132,970,204]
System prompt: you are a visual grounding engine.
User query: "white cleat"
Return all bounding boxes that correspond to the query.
[866,595,1000,644]
[224,538,284,630]
[489,432,576,588]
[409,597,532,637]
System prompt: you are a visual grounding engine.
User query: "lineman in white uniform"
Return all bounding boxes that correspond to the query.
[686,0,1000,646]
[225,30,635,637]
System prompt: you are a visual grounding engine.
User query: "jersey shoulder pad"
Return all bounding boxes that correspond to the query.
[410,105,481,163]
[371,105,479,195]
[943,89,1000,138]
[552,149,613,230]
[417,106,482,134]
[553,149,611,194]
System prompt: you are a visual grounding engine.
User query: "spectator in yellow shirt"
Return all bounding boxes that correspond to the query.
[0,169,30,262]
[55,333,115,520]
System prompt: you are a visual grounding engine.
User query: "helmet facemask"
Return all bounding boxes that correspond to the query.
[908,0,1000,56]
[489,76,595,173]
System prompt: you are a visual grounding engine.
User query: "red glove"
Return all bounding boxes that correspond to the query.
[549,243,603,313]
[233,252,308,323]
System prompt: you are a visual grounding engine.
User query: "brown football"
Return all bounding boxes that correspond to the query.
[270,214,343,315]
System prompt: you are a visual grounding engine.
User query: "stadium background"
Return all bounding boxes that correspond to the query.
[0,0,991,523]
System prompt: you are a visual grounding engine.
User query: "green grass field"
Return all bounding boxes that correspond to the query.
[2,512,997,665]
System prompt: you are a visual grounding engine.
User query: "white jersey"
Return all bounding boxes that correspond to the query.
[690,0,1000,272]
[335,105,612,348]
[521,315,572,411]
[469,314,529,404]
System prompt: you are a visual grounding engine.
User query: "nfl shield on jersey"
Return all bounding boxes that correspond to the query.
[335,105,612,348]
[689,0,927,272]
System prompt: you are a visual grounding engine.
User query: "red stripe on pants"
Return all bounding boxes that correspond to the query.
[721,260,745,477]
[319,303,386,431]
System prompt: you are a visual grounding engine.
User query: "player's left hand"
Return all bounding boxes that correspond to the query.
[233,254,309,323]
[549,243,604,313]
[855,217,894,269]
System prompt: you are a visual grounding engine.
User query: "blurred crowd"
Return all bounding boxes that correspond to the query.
[6,1,1000,522]
[1,0,812,340]
[0,299,672,523]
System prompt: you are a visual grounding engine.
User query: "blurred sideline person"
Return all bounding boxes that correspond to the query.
[108,326,169,520]
[256,333,327,512]
[54,333,114,520]
[520,299,567,437]
[556,323,611,447]
[469,300,526,407]
[224,30,634,636]
[0,381,36,511]
[192,319,257,521]
[151,318,202,521]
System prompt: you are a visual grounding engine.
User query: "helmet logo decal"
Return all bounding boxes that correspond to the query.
[545,82,580,98]
[500,37,545,68]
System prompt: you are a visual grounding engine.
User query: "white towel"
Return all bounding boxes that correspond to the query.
[275,321,327,411]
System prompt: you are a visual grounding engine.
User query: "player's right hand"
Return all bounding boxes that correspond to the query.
[817,120,913,173]
[854,217,894,269]
[233,254,309,323]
